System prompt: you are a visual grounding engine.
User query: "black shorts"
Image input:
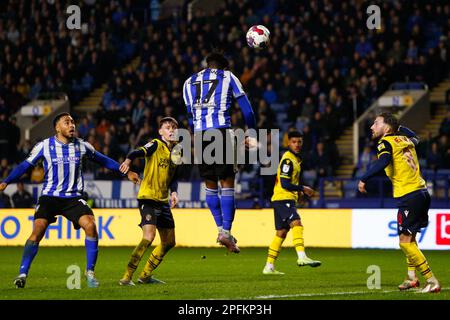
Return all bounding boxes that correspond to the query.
[397,189,430,235]
[34,196,94,230]
[138,199,175,229]
[272,200,300,230]
[194,128,236,181]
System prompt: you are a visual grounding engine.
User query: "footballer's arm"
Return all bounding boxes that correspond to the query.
[119,142,158,174]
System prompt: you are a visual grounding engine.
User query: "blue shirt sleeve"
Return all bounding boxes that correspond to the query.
[236,94,256,129]
[90,152,122,172]
[280,177,304,192]
[398,126,419,146]
[278,158,304,192]
[3,161,33,184]
[360,153,392,183]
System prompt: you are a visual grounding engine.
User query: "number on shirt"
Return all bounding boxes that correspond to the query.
[402,148,417,171]
[192,79,219,105]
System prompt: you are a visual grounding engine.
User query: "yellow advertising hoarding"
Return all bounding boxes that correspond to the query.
[0,209,352,247]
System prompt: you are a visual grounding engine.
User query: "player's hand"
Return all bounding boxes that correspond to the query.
[127,171,141,185]
[119,159,132,174]
[170,192,178,208]
[302,186,315,197]
[0,182,7,192]
[358,181,367,194]
[245,136,258,150]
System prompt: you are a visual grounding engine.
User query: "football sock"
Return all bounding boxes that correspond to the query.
[292,226,306,259]
[400,242,435,281]
[140,244,166,279]
[266,236,284,265]
[221,188,235,231]
[122,238,151,280]
[205,188,223,228]
[406,256,417,280]
[85,236,98,272]
[19,240,39,275]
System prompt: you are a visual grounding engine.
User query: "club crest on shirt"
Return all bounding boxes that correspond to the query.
[282,164,290,173]
[145,214,152,221]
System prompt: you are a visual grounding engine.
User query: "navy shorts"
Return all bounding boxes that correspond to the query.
[138,199,175,229]
[35,196,93,230]
[195,128,236,181]
[272,200,300,230]
[397,189,430,235]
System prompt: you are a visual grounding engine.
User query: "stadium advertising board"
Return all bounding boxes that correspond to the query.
[351,209,450,250]
[0,209,352,247]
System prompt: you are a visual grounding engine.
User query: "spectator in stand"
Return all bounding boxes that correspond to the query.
[353,146,376,178]
[78,116,95,139]
[427,142,444,171]
[0,158,11,180]
[0,190,12,208]
[439,111,450,137]
[309,141,332,179]
[12,182,34,208]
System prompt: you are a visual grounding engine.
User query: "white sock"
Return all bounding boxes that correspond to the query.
[297,251,307,259]
[223,229,230,235]
[218,226,223,233]
[408,270,416,280]
[427,276,438,283]
[265,263,274,270]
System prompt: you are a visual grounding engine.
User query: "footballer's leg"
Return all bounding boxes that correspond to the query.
[398,194,440,293]
[263,229,287,275]
[138,227,175,284]
[399,233,440,293]
[398,234,420,290]
[291,219,321,267]
[14,218,48,288]
[78,214,99,288]
[205,179,224,237]
[120,224,155,286]
[217,175,240,253]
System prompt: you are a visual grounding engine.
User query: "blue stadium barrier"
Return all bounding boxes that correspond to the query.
[389,82,428,90]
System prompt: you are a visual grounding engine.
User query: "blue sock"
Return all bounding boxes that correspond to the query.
[221,188,235,231]
[85,236,98,272]
[205,187,223,227]
[19,240,39,275]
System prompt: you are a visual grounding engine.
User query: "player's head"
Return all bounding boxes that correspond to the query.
[288,130,303,154]
[159,116,178,142]
[206,52,229,70]
[371,112,399,139]
[53,112,75,139]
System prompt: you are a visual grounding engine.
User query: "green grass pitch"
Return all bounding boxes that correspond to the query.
[0,247,448,300]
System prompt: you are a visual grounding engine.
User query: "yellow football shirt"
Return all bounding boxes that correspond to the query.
[271,150,302,202]
[377,134,426,198]
[137,139,177,202]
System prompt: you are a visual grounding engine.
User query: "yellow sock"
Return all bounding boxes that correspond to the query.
[406,257,416,279]
[292,226,305,255]
[400,242,434,280]
[266,236,285,265]
[122,238,151,280]
[140,244,167,279]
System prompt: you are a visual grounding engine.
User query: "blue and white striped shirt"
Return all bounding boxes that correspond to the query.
[183,68,247,132]
[26,136,97,198]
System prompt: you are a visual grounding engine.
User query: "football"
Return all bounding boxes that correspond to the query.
[246,25,270,49]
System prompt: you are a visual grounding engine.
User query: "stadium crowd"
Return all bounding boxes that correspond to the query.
[0,0,450,204]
